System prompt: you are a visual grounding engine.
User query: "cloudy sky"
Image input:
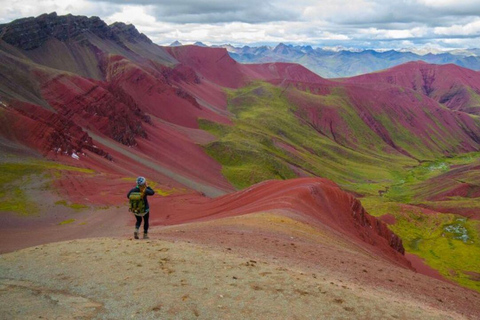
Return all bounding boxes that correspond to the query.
[1,0,480,50]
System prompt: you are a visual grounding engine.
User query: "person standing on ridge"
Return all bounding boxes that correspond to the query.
[127,176,155,239]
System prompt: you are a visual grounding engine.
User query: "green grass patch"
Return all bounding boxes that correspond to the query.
[361,153,480,293]
[200,82,415,191]
[0,160,94,215]
[0,187,38,216]
[382,153,480,203]
[0,162,45,215]
[54,200,89,211]
[362,196,480,292]
[59,219,76,225]
[397,216,480,292]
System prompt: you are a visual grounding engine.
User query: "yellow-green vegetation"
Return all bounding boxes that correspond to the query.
[466,87,480,110]
[0,186,38,216]
[59,218,76,225]
[362,197,480,292]
[199,82,415,190]
[361,152,480,293]
[143,180,182,196]
[54,200,89,211]
[0,160,94,215]
[384,153,480,203]
[0,162,44,215]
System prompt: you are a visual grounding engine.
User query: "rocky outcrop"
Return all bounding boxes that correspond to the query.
[0,101,111,159]
[350,198,405,254]
[0,12,151,50]
[39,73,148,146]
[109,22,151,44]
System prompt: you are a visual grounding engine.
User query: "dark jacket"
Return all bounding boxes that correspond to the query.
[127,186,155,212]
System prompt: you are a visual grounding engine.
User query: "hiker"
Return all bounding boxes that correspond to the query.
[127,176,155,239]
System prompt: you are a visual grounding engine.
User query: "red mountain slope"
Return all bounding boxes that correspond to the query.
[345,61,480,114]
[153,177,410,268]
[166,45,248,88]
[245,61,332,84]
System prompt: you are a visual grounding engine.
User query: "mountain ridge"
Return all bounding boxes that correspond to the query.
[225,42,480,78]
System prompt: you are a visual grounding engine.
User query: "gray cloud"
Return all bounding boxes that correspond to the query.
[304,1,480,28]
[1,0,480,49]
[98,0,297,23]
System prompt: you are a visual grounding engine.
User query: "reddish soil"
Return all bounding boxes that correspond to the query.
[406,253,453,283]
[104,56,231,128]
[166,45,248,88]
[1,159,479,318]
[245,62,332,85]
[152,178,411,269]
[379,213,396,225]
[152,213,480,319]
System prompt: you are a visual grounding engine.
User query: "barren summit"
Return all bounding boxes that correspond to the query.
[1,13,480,319]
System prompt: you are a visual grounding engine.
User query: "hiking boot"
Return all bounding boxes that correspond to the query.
[134,231,139,239]
[143,233,149,239]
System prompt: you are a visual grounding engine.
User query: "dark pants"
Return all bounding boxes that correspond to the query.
[135,212,149,233]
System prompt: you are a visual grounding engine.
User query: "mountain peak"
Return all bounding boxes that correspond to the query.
[274,42,288,49]
[109,22,152,44]
[0,12,152,50]
[170,40,183,46]
[0,12,115,50]
[273,42,293,54]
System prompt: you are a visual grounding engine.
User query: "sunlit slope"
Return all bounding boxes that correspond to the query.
[200,81,480,193]
[200,83,408,190]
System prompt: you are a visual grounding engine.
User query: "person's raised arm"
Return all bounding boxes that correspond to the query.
[145,185,155,196]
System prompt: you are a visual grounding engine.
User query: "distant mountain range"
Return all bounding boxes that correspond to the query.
[212,43,480,78]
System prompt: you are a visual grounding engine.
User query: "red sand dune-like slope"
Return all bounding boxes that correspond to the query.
[152,177,411,269]
[166,46,248,88]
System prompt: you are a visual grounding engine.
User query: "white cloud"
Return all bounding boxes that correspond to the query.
[104,5,156,26]
[0,0,117,23]
[1,0,480,49]
[418,0,475,7]
[434,19,480,36]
